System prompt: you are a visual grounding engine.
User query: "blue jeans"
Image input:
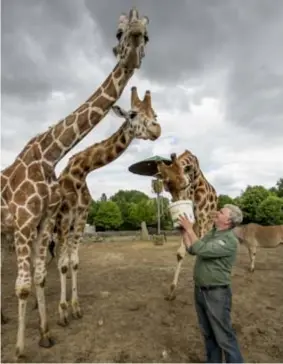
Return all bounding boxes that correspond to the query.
[194,285,244,363]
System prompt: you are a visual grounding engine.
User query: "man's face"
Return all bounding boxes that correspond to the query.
[214,207,231,227]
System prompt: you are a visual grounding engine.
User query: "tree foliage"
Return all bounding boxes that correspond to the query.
[85,178,283,230]
[270,178,283,198]
[217,194,235,209]
[110,189,150,230]
[87,200,100,225]
[255,196,283,225]
[111,189,149,204]
[237,185,273,223]
[94,201,123,230]
[128,199,156,228]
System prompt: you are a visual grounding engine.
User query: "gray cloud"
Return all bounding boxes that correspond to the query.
[84,1,282,80]
[1,0,283,199]
[2,0,97,100]
[84,0,283,137]
[85,0,233,79]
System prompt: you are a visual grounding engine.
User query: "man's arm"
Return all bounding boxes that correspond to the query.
[177,214,235,259]
[189,236,237,259]
[181,230,196,255]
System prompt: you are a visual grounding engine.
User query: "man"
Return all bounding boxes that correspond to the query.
[178,204,244,363]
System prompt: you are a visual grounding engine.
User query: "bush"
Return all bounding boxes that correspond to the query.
[256,196,283,225]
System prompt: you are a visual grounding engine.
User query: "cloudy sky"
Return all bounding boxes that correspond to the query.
[2,0,283,201]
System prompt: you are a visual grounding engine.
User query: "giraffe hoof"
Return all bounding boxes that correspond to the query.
[57,317,69,327]
[72,311,83,319]
[1,316,9,324]
[14,354,27,363]
[38,336,55,348]
[14,347,26,362]
[164,293,176,301]
[164,285,177,301]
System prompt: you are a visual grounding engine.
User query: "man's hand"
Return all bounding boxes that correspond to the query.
[178,213,200,246]
[178,213,194,233]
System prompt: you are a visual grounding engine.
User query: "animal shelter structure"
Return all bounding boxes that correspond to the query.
[128,155,171,234]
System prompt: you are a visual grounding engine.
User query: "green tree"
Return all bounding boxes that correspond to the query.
[159,196,172,229]
[95,201,123,230]
[111,190,150,230]
[233,196,242,208]
[255,196,283,225]
[100,193,107,202]
[239,185,272,223]
[111,189,149,204]
[87,200,100,225]
[270,178,283,198]
[217,194,235,209]
[128,199,156,228]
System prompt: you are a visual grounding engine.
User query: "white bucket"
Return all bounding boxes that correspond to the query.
[168,200,195,228]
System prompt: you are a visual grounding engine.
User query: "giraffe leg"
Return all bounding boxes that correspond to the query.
[33,216,56,349]
[33,187,61,348]
[1,310,9,324]
[57,230,70,327]
[13,227,35,359]
[70,212,87,319]
[165,237,186,301]
[70,241,82,319]
[1,238,9,324]
[248,241,257,272]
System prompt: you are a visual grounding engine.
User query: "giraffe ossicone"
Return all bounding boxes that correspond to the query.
[1,6,150,360]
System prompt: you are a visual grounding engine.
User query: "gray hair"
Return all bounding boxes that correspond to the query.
[224,204,243,227]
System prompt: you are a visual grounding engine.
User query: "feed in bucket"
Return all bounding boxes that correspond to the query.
[168,200,195,228]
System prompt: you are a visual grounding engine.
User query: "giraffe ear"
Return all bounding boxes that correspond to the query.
[111,105,128,118]
[118,13,129,24]
[170,153,177,162]
[140,16,149,26]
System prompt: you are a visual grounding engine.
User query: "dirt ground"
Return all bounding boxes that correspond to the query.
[1,238,283,363]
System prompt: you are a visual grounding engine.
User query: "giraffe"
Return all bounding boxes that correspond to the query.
[156,150,218,300]
[48,86,161,326]
[1,231,14,324]
[0,7,150,359]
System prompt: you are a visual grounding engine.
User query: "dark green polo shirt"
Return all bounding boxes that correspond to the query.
[187,227,238,287]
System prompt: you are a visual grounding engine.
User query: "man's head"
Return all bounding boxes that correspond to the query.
[213,204,243,229]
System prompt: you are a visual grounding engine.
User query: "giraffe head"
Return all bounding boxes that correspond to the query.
[156,150,198,201]
[113,7,149,69]
[111,86,161,141]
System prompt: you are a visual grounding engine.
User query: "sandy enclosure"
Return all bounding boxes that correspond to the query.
[1,238,283,363]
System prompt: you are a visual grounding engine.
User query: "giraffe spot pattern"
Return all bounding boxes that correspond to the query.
[59,127,77,148]
[44,142,62,162]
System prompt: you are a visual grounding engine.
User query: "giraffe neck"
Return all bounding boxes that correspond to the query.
[183,161,216,201]
[191,169,204,189]
[60,120,135,180]
[22,64,134,168]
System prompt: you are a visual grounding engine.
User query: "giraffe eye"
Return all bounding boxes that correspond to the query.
[116,29,123,40]
[184,165,192,173]
[129,111,138,119]
[144,33,149,43]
